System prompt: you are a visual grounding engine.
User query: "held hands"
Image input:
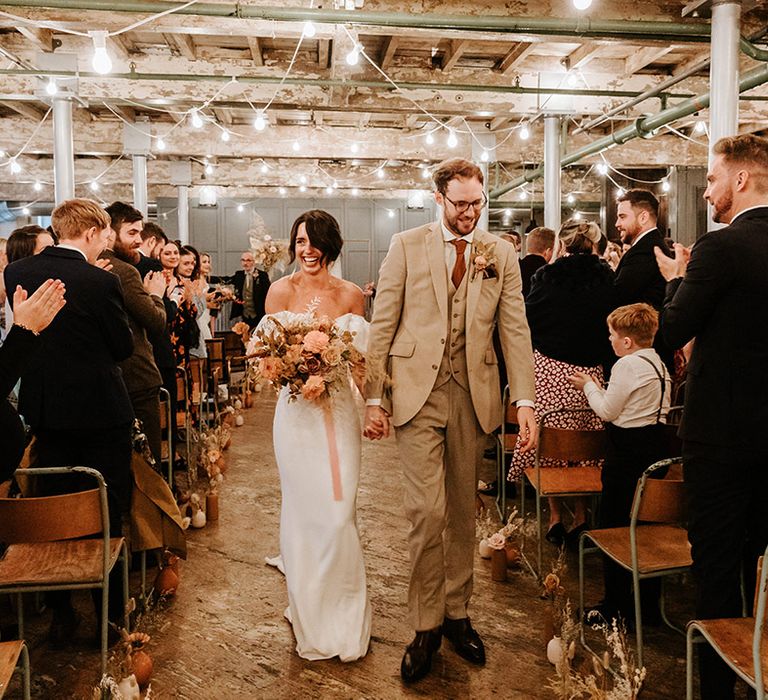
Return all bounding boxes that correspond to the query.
[568,371,594,392]
[143,270,168,297]
[515,405,537,453]
[654,243,690,282]
[13,279,66,333]
[94,258,113,272]
[363,405,390,440]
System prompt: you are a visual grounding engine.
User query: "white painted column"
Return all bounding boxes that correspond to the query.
[708,0,741,227]
[544,115,562,233]
[132,154,148,217]
[52,96,75,204]
[471,131,496,232]
[177,185,189,245]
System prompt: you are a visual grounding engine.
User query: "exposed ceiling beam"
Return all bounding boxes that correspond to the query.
[490,115,509,130]
[0,99,44,119]
[379,36,399,70]
[247,37,264,67]
[168,33,197,61]
[625,45,674,75]
[496,42,536,75]
[442,39,470,72]
[563,41,602,71]
[317,39,330,69]
[15,26,53,52]
[108,34,134,60]
[213,107,231,125]
[108,105,136,122]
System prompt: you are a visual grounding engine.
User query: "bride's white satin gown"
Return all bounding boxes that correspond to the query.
[259,311,371,662]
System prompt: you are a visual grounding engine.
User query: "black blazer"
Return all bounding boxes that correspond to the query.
[526,253,616,368]
[132,255,176,371]
[519,253,547,298]
[229,269,270,322]
[660,207,768,446]
[4,246,134,431]
[614,228,670,309]
[0,326,39,481]
[135,252,163,278]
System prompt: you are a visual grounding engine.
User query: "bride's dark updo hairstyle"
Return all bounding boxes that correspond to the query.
[289,209,343,268]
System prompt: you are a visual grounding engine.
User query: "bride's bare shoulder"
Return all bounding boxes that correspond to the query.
[264,276,293,313]
[337,279,365,314]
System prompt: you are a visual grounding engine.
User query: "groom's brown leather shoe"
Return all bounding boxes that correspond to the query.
[400,627,442,683]
[442,617,486,665]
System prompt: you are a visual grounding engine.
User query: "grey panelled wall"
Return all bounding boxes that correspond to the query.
[156,196,437,288]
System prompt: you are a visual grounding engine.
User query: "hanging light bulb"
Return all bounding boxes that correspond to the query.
[616,187,625,197]
[480,149,490,163]
[22,206,30,216]
[566,71,579,88]
[377,168,385,179]
[156,137,167,151]
[566,193,575,204]
[572,0,593,9]
[662,179,671,192]
[292,140,301,152]
[33,181,42,192]
[302,21,316,38]
[425,131,435,145]
[597,162,609,176]
[237,203,244,212]
[220,130,230,143]
[260,163,269,174]
[190,110,204,129]
[346,44,361,66]
[279,186,287,195]
[9,158,21,174]
[299,174,308,185]
[205,163,214,175]
[351,187,360,196]
[253,111,267,131]
[89,30,113,75]
[332,181,339,189]
[421,167,431,179]
[299,185,307,193]
[446,130,458,148]
[519,124,530,140]
[45,78,57,96]
[350,142,359,154]
[388,209,395,219]
[519,189,528,200]
[90,180,100,192]
[693,120,706,134]
[573,211,582,220]
[325,185,334,195]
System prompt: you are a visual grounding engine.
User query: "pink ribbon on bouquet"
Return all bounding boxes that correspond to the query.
[322,405,343,501]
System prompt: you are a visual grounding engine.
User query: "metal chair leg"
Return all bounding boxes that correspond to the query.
[685,624,696,700]
[122,542,130,632]
[101,578,109,675]
[633,566,644,670]
[16,593,23,639]
[20,641,30,700]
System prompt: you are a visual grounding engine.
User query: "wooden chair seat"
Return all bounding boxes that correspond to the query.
[524,465,603,497]
[586,524,692,574]
[694,618,768,689]
[0,640,24,695]
[0,538,124,586]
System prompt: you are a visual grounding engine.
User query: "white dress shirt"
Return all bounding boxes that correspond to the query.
[583,348,671,428]
[441,221,473,275]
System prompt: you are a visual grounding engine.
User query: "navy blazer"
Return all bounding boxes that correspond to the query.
[4,246,134,431]
[660,207,768,446]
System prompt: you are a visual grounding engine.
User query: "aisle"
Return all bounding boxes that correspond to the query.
[13,397,699,698]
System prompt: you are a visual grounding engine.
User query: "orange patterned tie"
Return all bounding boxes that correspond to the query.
[450,239,468,288]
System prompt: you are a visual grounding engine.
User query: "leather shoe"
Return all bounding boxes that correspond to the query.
[545,522,567,547]
[401,628,442,683]
[565,522,589,549]
[442,617,486,665]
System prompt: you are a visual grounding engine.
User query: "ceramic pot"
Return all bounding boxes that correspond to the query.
[244,392,254,408]
[490,547,507,582]
[505,543,521,568]
[117,674,140,700]
[206,493,219,521]
[155,566,179,596]
[131,649,154,688]
[546,636,564,665]
[235,414,245,427]
[233,399,243,410]
[191,509,207,528]
[478,538,492,559]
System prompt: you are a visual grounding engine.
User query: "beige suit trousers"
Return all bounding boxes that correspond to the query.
[395,376,484,631]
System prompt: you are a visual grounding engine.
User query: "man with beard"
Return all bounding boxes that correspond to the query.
[135,220,167,278]
[655,134,768,700]
[104,202,167,464]
[365,158,536,683]
[614,189,673,369]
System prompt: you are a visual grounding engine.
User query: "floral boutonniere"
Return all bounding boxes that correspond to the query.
[471,241,498,281]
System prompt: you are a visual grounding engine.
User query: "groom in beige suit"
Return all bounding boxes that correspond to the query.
[364,158,536,682]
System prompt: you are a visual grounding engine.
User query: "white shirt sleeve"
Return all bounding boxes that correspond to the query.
[583,360,634,422]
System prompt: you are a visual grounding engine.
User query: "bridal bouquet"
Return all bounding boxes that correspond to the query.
[245,313,364,403]
[249,231,289,274]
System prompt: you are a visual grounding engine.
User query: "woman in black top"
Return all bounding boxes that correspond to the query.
[508,219,616,546]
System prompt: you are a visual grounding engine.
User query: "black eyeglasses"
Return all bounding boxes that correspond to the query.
[442,192,488,214]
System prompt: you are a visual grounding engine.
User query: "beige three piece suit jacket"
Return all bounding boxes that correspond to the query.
[366,221,535,432]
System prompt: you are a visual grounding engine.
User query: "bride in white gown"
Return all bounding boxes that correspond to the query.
[257,210,378,662]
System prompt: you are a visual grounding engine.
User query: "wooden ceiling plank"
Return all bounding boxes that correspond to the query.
[496,42,536,75]
[379,36,399,70]
[625,45,674,75]
[317,39,330,69]
[563,41,602,70]
[490,115,509,130]
[172,33,197,61]
[247,37,264,66]
[442,39,470,72]
[0,100,44,119]
[16,26,53,52]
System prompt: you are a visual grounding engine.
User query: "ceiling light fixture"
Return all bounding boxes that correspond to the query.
[9,158,21,174]
[519,124,530,140]
[89,30,113,74]
[220,130,230,142]
[572,0,593,10]
[597,162,608,176]
[662,180,671,192]
[190,110,204,129]
[253,111,267,131]
[480,149,490,163]
[351,187,360,196]
[346,44,361,66]
[425,131,435,145]
[260,163,269,174]
[156,137,167,151]
[90,180,100,191]
[22,206,30,216]
[45,78,57,96]
[33,181,42,192]
[302,21,316,38]
[446,130,458,148]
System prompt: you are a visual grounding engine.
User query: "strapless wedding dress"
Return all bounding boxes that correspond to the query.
[257,311,371,661]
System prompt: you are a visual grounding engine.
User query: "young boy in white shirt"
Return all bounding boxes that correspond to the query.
[569,303,671,624]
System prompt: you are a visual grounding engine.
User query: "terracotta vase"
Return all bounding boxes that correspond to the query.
[154,566,179,596]
[505,543,521,568]
[130,649,154,688]
[490,547,507,582]
[206,492,219,521]
[244,392,254,408]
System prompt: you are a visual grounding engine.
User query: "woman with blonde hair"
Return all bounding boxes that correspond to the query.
[508,218,617,546]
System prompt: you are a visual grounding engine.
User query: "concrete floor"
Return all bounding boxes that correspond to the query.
[4,396,749,699]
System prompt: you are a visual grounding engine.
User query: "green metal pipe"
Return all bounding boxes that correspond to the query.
[740,37,768,62]
[489,61,768,199]
[0,67,698,100]
[0,0,713,42]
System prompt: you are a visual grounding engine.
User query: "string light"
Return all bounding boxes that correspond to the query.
[90,180,100,191]
[156,138,167,151]
[350,142,359,154]
[190,110,204,129]
[237,203,244,212]
[617,187,625,197]
[332,181,338,189]
[292,140,301,152]
[388,209,395,218]
[421,167,431,179]
[376,168,385,179]
[299,185,307,192]
[253,111,267,131]
[325,185,334,195]
[425,131,435,145]
[573,211,583,220]
[302,21,316,38]
[519,124,530,140]
[662,180,671,192]
[9,158,21,174]
[351,187,360,196]
[220,130,230,142]
[446,130,458,148]
[260,163,269,174]
[45,78,57,96]
[519,189,528,200]
[299,174,308,185]
[566,193,575,204]
[693,120,706,134]
[205,163,214,175]
[573,0,593,9]
[480,149,490,163]
[279,186,287,195]
[346,44,361,66]
[22,206,30,216]
[566,71,580,88]
[33,181,42,192]
[597,162,609,176]
[89,30,112,75]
